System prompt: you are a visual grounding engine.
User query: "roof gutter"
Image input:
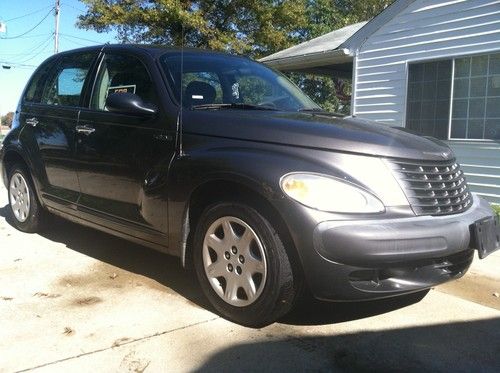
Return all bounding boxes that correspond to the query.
[259,48,352,71]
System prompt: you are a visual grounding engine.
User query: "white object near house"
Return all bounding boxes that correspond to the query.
[261,0,500,204]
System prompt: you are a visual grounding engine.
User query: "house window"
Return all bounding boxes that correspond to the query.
[406,52,500,140]
[451,53,500,140]
[406,61,451,139]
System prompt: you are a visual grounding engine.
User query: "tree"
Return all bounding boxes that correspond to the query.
[77,0,393,112]
[289,0,394,112]
[304,0,394,39]
[78,0,307,58]
[1,112,14,128]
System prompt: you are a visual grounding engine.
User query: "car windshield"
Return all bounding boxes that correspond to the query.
[159,52,321,112]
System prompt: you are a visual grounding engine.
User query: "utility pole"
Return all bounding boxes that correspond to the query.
[54,0,60,54]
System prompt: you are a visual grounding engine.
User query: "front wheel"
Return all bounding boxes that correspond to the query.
[193,202,299,327]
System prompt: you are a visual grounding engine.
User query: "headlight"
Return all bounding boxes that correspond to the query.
[281,173,385,213]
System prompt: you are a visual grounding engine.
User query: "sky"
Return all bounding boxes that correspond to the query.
[0,0,117,115]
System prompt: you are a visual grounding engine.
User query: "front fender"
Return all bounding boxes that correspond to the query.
[166,134,356,260]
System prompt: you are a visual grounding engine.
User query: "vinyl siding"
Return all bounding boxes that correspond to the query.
[448,141,500,204]
[353,0,500,127]
[353,0,500,204]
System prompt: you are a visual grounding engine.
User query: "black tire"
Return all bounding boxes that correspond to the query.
[193,202,299,327]
[7,164,45,233]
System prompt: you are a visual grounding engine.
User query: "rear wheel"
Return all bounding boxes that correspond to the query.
[193,202,299,327]
[7,164,45,233]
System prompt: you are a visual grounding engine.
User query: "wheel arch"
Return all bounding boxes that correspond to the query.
[181,179,302,280]
[2,149,31,187]
[2,147,45,208]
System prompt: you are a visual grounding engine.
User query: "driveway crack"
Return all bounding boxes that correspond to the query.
[16,316,220,372]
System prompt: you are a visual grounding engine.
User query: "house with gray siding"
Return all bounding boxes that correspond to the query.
[261,0,500,204]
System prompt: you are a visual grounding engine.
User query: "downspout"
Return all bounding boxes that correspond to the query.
[350,51,358,117]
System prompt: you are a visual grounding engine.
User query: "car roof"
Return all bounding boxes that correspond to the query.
[56,44,248,60]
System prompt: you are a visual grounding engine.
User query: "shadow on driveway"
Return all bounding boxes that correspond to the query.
[0,203,209,307]
[193,318,500,372]
[1,204,428,326]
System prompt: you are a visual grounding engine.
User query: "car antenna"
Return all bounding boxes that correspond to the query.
[177,22,185,158]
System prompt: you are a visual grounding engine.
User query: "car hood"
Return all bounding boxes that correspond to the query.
[183,110,453,161]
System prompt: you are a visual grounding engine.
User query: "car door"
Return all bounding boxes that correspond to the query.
[76,50,175,244]
[18,51,98,206]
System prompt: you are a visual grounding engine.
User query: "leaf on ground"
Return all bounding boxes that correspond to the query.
[112,337,131,347]
[63,327,74,336]
[34,292,61,298]
[75,296,102,306]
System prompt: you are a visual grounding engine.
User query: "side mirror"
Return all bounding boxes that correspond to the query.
[105,92,157,116]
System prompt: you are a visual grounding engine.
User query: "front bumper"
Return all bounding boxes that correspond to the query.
[307,194,495,301]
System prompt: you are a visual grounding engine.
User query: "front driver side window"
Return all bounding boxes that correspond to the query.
[91,53,158,110]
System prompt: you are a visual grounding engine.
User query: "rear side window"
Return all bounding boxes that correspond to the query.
[91,53,158,110]
[40,53,95,107]
[23,60,55,103]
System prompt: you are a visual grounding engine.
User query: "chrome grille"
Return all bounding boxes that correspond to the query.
[387,159,472,216]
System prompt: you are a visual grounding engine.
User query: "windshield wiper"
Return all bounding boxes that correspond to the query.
[298,108,327,112]
[191,103,277,111]
[298,108,345,117]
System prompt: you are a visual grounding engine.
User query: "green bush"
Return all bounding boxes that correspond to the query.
[492,204,500,217]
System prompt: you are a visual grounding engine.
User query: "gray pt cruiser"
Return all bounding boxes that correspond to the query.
[1,45,499,327]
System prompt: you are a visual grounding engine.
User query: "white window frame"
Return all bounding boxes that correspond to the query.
[404,51,500,142]
[404,58,452,140]
[449,53,498,142]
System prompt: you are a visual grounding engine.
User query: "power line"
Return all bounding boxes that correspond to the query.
[3,34,53,61]
[0,7,54,40]
[61,2,86,13]
[0,61,38,68]
[59,32,106,44]
[3,5,54,22]
[16,35,54,63]
[0,38,52,71]
[60,34,92,47]
[4,65,37,70]
[1,34,54,57]
[0,33,52,41]
[18,51,52,65]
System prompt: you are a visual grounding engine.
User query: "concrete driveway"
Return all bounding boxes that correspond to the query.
[0,184,499,372]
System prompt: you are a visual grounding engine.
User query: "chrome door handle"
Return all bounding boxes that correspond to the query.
[76,125,96,135]
[26,117,39,127]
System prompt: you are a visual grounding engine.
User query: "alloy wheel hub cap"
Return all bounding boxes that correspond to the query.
[9,173,31,223]
[202,216,267,307]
